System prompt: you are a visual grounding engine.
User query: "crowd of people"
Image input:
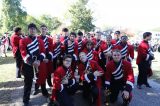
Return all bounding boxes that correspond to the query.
[10,23,154,106]
[0,33,12,57]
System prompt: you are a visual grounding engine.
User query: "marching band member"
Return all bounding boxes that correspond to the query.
[53,35,64,71]
[11,27,23,78]
[19,23,48,106]
[137,32,154,89]
[49,54,78,106]
[38,24,54,87]
[105,49,134,106]
[63,32,78,71]
[94,32,105,52]
[112,31,121,45]
[76,31,85,54]
[115,35,134,62]
[82,40,98,61]
[60,28,69,45]
[98,35,114,70]
[78,52,104,106]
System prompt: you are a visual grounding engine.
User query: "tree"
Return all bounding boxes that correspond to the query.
[68,0,95,32]
[39,15,62,32]
[1,0,27,32]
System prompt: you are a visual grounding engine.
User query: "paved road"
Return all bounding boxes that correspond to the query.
[8,76,160,106]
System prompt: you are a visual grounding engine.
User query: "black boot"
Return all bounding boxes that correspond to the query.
[123,99,129,106]
[47,75,53,87]
[145,83,152,88]
[41,84,49,97]
[48,99,59,106]
[32,83,40,95]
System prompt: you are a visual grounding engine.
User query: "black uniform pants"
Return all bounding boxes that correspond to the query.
[82,81,99,104]
[15,51,23,78]
[110,80,131,103]
[56,83,79,106]
[22,63,34,103]
[137,61,150,85]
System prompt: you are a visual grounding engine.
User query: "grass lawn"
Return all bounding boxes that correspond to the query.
[0,51,23,104]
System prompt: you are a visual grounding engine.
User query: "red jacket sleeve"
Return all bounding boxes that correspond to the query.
[124,61,134,92]
[138,43,148,60]
[105,61,113,88]
[53,67,62,91]
[11,35,21,57]
[128,45,134,60]
[19,39,32,65]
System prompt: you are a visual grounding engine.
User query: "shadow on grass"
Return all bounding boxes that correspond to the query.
[0,80,23,89]
[0,56,15,65]
[0,84,23,106]
[151,70,160,83]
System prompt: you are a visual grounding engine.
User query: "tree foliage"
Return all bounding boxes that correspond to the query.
[68,0,95,32]
[1,0,27,32]
[39,15,62,32]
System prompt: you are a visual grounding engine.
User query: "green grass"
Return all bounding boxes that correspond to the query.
[0,51,16,82]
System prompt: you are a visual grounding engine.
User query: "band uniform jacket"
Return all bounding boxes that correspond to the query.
[82,48,98,62]
[38,35,54,74]
[51,66,75,100]
[105,60,134,93]
[115,43,134,62]
[136,40,154,76]
[11,33,23,57]
[19,36,47,85]
[78,60,104,106]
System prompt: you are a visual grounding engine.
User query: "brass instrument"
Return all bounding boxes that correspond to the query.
[84,62,92,74]
[32,56,39,82]
[104,89,111,106]
[61,70,72,84]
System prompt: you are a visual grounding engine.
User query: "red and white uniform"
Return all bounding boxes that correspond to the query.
[82,48,98,62]
[19,36,47,85]
[38,35,54,74]
[78,60,104,106]
[136,40,153,76]
[115,43,134,62]
[105,60,134,92]
[63,40,78,60]
[75,38,86,53]
[51,66,75,100]
[94,39,106,52]
[11,33,23,57]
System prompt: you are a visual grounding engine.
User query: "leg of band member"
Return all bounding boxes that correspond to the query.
[91,86,99,105]
[16,56,21,78]
[67,83,79,95]
[109,84,120,103]
[47,74,52,87]
[22,64,34,105]
[41,83,49,97]
[137,62,148,88]
[56,89,74,106]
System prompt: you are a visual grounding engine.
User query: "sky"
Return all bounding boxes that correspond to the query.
[1,0,160,31]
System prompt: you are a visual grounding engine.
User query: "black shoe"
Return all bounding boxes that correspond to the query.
[123,99,129,106]
[48,100,59,106]
[32,90,40,95]
[23,101,29,106]
[123,101,129,106]
[145,83,152,88]
[137,85,142,89]
[43,92,50,98]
